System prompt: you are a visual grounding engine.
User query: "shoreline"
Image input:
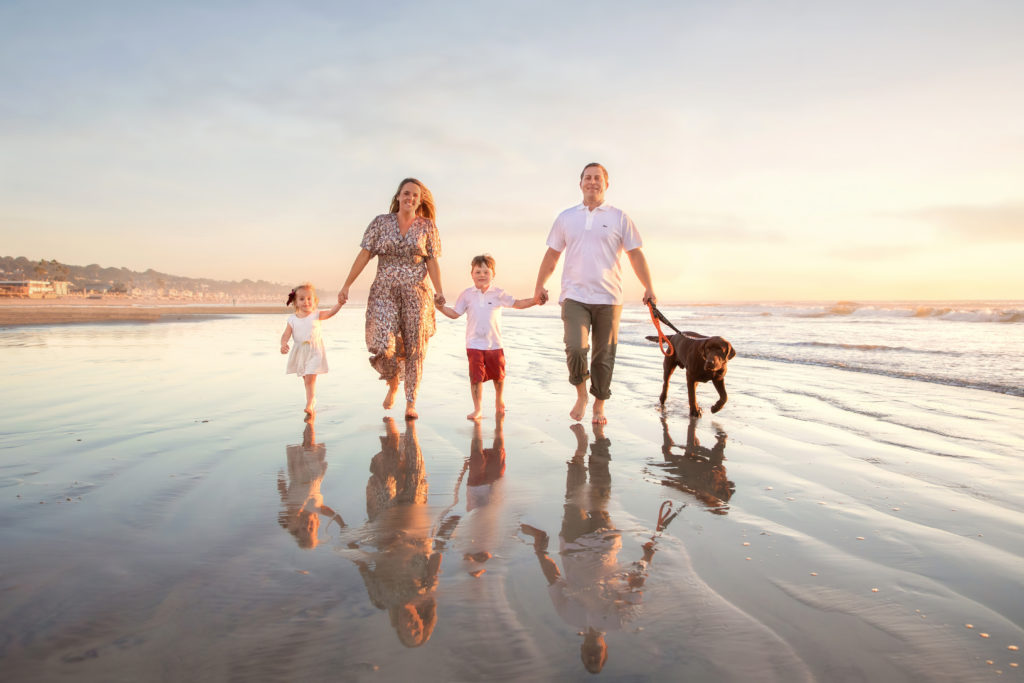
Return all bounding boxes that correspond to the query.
[0,299,286,326]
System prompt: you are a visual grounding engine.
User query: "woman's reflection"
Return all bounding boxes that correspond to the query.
[521,423,656,674]
[347,417,455,648]
[277,421,345,549]
[652,417,734,513]
[462,417,507,576]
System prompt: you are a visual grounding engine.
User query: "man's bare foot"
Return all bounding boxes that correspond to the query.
[570,385,588,421]
[383,379,399,409]
[467,410,482,421]
[405,401,418,420]
[592,399,607,424]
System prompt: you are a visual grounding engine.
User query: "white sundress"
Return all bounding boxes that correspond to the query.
[286,311,329,376]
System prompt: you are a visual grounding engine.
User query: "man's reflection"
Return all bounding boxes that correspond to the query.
[347,418,455,648]
[277,421,345,549]
[521,423,656,674]
[653,417,734,514]
[462,417,506,576]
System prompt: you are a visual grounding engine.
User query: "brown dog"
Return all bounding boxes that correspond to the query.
[646,332,736,417]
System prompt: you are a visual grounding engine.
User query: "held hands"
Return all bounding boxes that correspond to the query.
[337,288,348,305]
[433,291,446,307]
[534,287,549,306]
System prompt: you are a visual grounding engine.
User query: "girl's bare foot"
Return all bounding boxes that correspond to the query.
[383,379,399,409]
[467,410,482,421]
[405,401,418,420]
[570,385,588,422]
[304,398,317,414]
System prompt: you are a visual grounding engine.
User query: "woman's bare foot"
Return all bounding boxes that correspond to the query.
[405,401,418,420]
[467,410,482,421]
[383,379,399,409]
[570,385,588,421]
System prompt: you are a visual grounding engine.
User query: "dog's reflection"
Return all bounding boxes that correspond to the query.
[522,423,656,674]
[347,418,455,648]
[461,417,506,576]
[652,417,734,514]
[277,421,345,549]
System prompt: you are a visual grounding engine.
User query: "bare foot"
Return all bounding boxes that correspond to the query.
[570,387,588,422]
[383,379,399,409]
[592,398,607,424]
[304,398,317,414]
[496,402,506,417]
[405,402,418,420]
[467,410,482,421]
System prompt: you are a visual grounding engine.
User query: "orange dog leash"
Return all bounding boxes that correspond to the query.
[647,301,674,358]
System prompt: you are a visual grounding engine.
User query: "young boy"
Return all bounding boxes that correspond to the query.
[438,254,538,420]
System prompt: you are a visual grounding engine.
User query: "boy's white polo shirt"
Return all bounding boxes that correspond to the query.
[453,285,516,350]
[545,202,642,305]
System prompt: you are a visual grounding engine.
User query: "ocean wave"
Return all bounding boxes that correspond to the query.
[788,302,1024,323]
[741,352,1024,397]
[784,341,953,355]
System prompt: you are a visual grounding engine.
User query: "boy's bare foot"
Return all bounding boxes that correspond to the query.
[496,402,506,417]
[383,379,399,409]
[467,410,482,421]
[405,401,418,420]
[570,385,588,422]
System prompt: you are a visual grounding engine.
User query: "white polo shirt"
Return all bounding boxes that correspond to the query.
[453,285,517,350]
[546,202,643,305]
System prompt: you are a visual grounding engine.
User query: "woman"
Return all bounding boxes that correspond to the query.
[339,178,445,420]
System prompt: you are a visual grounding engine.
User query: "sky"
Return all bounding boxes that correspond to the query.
[1,0,1022,302]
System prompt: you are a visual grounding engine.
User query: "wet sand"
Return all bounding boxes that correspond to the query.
[1,311,1022,681]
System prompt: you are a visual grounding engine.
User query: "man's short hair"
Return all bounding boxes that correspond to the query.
[471,254,496,273]
[580,162,609,183]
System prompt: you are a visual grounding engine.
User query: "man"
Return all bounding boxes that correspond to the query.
[534,163,656,424]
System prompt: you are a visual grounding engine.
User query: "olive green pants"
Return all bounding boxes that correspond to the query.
[561,299,622,400]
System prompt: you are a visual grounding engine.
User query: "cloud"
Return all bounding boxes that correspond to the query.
[903,203,1024,242]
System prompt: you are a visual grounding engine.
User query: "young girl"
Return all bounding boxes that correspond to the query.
[281,283,342,416]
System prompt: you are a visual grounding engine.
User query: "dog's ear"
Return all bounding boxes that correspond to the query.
[726,343,736,360]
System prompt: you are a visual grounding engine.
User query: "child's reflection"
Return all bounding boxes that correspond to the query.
[462,417,507,576]
[348,418,452,648]
[277,421,345,549]
[521,423,656,674]
[653,417,734,513]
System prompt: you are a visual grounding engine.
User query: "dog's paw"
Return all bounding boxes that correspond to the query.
[711,402,725,413]
[690,406,703,418]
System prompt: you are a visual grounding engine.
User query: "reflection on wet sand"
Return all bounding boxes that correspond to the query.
[345,418,460,648]
[277,421,345,549]
[462,417,506,576]
[652,417,734,513]
[521,423,658,674]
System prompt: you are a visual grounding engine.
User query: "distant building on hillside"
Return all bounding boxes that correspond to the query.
[0,280,70,298]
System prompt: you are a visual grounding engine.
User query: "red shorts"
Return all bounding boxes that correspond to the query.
[467,348,505,384]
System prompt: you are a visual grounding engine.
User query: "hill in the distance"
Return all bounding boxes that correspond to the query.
[1,256,283,299]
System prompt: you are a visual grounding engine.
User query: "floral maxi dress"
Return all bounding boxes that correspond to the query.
[360,213,441,404]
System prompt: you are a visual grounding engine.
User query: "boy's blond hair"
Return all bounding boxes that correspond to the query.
[471,254,496,274]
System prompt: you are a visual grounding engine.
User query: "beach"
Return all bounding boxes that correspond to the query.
[1,302,1022,681]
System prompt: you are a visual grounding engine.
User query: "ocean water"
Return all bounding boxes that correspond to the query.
[615,300,1024,397]
[1,302,1022,681]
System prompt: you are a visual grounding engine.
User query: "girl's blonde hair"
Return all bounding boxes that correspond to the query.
[286,282,317,307]
[389,177,436,221]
